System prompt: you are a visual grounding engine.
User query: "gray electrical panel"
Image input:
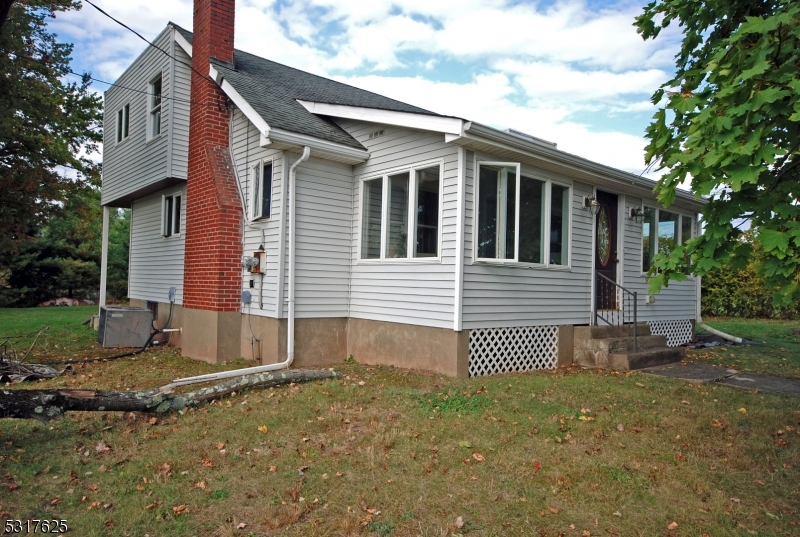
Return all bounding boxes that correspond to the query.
[97,306,153,348]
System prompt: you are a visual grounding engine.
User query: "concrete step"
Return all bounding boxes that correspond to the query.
[607,346,685,371]
[574,323,651,340]
[594,334,668,354]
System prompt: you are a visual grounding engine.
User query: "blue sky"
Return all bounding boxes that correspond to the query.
[53,0,682,175]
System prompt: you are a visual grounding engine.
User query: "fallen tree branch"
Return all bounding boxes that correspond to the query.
[0,369,341,422]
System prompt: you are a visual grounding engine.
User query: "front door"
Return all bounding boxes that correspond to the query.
[594,190,618,310]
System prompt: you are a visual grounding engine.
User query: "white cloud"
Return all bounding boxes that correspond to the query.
[48,0,676,175]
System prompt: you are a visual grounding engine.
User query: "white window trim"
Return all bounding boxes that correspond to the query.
[356,158,445,264]
[472,160,573,270]
[161,192,182,238]
[640,206,695,277]
[147,72,163,142]
[115,103,130,145]
[251,158,274,221]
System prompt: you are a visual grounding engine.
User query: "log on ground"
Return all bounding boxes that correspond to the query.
[0,369,341,422]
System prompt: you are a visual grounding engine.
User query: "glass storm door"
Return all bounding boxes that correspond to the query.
[594,190,618,310]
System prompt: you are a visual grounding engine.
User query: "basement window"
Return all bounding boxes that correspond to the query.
[162,193,182,237]
[116,103,129,144]
[148,73,162,139]
[251,160,273,220]
[359,161,443,261]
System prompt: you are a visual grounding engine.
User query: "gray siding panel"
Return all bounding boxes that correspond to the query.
[230,109,284,317]
[170,44,192,180]
[621,195,697,321]
[102,28,186,206]
[462,156,594,328]
[128,186,186,303]
[339,120,459,329]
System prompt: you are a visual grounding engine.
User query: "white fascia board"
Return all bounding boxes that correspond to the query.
[173,28,192,57]
[268,127,369,161]
[297,100,464,135]
[209,64,272,139]
[461,122,706,210]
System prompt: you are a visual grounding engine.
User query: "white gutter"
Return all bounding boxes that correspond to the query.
[287,146,311,365]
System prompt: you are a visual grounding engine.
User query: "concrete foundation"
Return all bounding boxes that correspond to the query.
[346,318,469,378]
[142,304,582,377]
[239,315,348,368]
[181,308,242,364]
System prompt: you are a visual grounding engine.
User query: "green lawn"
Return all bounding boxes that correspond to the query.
[0,308,798,536]
[694,317,800,379]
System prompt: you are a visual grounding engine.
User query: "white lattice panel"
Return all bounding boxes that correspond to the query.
[647,319,693,347]
[469,326,559,377]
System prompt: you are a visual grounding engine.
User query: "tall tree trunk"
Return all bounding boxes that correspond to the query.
[0,369,340,422]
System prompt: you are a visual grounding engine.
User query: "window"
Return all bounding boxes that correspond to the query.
[359,162,442,261]
[116,103,129,144]
[162,193,181,237]
[641,207,694,273]
[475,161,571,267]
[148,74,162,139]
[251,160,273,220]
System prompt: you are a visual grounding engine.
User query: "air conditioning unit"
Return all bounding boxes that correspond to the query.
[97,306,153,348]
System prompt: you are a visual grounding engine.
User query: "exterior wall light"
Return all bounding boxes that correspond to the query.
[628,206,645,223]
[583,196,600,215]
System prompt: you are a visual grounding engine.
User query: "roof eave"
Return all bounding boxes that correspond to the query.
[456,122,706,210]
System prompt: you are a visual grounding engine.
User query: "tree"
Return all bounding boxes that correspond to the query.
[0,184,101,306]
[635,0,800,306]
[0,0,102,258]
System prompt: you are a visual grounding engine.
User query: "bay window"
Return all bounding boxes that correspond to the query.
[475,162,571,267]
[642,207,695,273]
[359,162,442,261]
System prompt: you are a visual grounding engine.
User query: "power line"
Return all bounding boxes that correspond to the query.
[83,0,213,86]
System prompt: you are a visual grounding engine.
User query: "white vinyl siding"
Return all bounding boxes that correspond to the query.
[102,27,187,206]
[169,41,191,180]
[462,151,593,328]
[230,108,284,316]
[623,196,697,321]
[129,186,186,304]
[340,120,459,329]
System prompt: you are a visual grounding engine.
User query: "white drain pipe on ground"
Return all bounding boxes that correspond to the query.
[171,146,311,388]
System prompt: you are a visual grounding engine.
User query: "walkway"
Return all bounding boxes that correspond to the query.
[639,362,800,398]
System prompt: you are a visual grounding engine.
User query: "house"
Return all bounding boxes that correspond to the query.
[98,0,705,377]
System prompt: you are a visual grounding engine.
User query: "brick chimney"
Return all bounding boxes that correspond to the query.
[181,0,243,363]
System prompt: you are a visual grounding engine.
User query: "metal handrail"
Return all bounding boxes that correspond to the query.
[594,272,638,352]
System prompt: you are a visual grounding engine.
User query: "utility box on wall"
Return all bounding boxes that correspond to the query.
[97,306,153,348]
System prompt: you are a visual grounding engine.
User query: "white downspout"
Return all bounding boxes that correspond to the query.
[287,146,311,365]
[99,205,110,313]
[170,145,310,388]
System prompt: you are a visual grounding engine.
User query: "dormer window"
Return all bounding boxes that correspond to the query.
[148,74,162,139]
[116,103,129,144]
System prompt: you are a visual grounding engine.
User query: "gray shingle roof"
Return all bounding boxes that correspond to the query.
[171,23,443,150]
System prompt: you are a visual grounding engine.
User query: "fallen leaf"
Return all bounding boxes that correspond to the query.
[158,463,171,475]
[148,417,158,425]
[95,441,111,453]
[616,424,624,432]
[730,497,741,504]
[269,465,277,472]
[216,442,225,450]
[173,504,187,516]
[258,425,269,434]
[612,511,621,517]
[472,453,485,462]
[237,522,247,529]
[193,481,207,490]
[532,462,542,470]
[548,505,560,514]
[578,416,595,421]
[737,407,747,414]
[667,521,678,530]
[458,441,473,449]
[144,502,158,510]
[455,516,464,528]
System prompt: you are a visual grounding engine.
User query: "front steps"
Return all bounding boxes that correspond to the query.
[574,323,685,371]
